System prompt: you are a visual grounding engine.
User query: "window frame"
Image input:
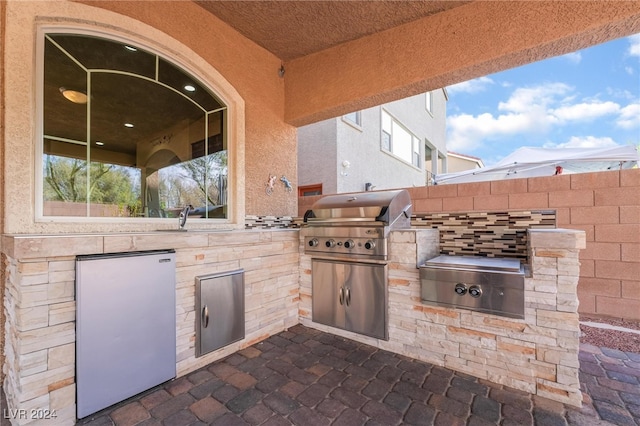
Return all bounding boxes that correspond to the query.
[425,91,433,116]
[35,26,236,225]
[380,109,422,169]
[298,184,323,197]
[342,111,362,130]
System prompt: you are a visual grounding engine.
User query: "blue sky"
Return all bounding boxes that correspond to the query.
[446,33,640,166]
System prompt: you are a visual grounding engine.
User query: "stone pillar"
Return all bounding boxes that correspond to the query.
[527,228,586,406]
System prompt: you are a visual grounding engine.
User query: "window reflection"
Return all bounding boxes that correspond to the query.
[42,33,227,219]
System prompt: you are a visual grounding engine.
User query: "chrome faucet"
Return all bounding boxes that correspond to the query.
[178,205,191,229]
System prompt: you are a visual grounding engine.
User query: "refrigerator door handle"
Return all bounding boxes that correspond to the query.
[202,305,209,328]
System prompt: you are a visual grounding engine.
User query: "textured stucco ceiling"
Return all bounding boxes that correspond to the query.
[195,0,471,61]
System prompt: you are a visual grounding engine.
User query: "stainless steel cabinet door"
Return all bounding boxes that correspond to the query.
[311,259,387,340]
[312,260,346,329]
[344,262,387,340]
[196,270,245,357]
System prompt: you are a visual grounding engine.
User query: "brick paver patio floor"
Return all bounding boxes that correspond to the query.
[7,324,639,425]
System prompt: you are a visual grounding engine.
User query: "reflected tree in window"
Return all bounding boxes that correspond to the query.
[44,155,142,216]
[42,33,227,219]
[158,150,227,218]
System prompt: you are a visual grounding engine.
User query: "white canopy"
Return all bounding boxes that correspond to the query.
[433,145,639,185]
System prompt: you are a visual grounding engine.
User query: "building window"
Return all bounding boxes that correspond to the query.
[298,184,322,196]
[381,110,421,167]
[343,111,362,127]
[41,33,228,219]
[425,91,433,114]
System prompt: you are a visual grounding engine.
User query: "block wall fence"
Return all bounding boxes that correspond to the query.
[299,169,640,321]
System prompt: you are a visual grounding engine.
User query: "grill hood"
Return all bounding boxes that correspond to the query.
[304,189,412,230]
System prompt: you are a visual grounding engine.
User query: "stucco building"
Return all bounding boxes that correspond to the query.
[444,151,485,174]
[298,90,447,194]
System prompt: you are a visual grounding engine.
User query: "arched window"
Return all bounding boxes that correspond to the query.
[41,33,228,220]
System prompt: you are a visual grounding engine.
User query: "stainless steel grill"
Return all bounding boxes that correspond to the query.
[419,254,525,319]
[303,189,413,340]
[303,189,412,261]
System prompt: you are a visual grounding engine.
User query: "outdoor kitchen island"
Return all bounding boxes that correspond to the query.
[300,226,586,408]
[2,228,301,425]
[2,224,585,424]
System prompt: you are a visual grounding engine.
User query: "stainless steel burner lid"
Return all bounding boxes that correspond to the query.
[424,254,522,273]
[304,189,412,229]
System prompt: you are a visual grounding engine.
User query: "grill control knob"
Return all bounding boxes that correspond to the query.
[308,238,319,247]
[469,285,482,298]
[364,240,376,250]
[344,239,355,249]
[454,283,467,295]
[325,239,336,248]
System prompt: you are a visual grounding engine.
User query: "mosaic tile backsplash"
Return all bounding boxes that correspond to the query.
[245,215,300,229]
[411,210,556,260]
[248,210,555,260]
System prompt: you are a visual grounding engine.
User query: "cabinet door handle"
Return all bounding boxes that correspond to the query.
[345,288,351,306]
[339,287,344,305]
[202,305,209,328]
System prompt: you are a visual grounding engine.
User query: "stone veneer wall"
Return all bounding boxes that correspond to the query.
[412,210,556,260]
[0,254,4,383]
[2,230,299,425]
[299,228,585,407]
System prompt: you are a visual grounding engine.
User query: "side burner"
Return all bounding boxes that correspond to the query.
[419,255,525,319]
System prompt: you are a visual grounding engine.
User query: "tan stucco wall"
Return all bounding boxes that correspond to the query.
[4,1,640,230]
[2,0,297,235]
[0,0,5,382]
[285,1,640,126]
[79,1,299,218]
[447,155,482,174]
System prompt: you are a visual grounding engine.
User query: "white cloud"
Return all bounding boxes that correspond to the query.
[562,52,582,64]
[628,34,640,57]
[551,101,620,122]
[498,83,571,113]
[606,88,635,100]
[447,109,546,152]
[447,77,495,95]
[544,136,618,149]
[446,36,639,156]
[446,82,636,152]
[447,83,573,151]
[616,102,640,129]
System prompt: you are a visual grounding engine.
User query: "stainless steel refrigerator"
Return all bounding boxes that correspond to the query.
[75,250,176,418]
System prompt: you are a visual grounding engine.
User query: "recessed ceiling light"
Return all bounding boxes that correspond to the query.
[124,123,134,128]
[95,141,104,146]
[184,85,196,92]
[124,45,137,52]
[59,87,87,104]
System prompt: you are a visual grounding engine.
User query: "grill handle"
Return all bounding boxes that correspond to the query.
[303,209,316,222]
